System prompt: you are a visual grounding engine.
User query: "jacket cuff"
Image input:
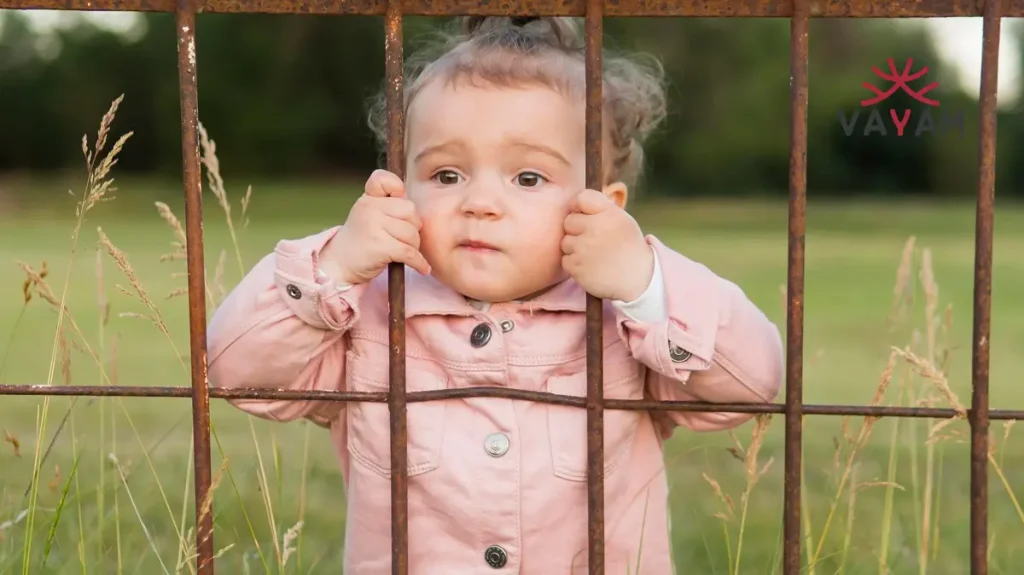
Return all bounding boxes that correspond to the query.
[610,245,668,324]
[272,226,365,331]
[613,235,718,378]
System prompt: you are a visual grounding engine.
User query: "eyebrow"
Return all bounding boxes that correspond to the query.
[412,138,573,168]
[412,140,468,164]
[505,140,573,167]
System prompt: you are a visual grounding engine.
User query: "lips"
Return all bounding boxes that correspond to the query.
[459,240,499,251]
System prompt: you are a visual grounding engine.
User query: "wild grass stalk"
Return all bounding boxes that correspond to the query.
[807,350,897,570]
[69,390,87,573]
[836,464,857,572]
[109,335,124,575]
[918,248,940,575]
[96,246,109,566]
[877,384,905,574]
[800,457,815,575]
[175,441,196,575]
[702,413,774,575]
[109,451,170,574]
[296,423,311,572]
[148,119,275,573]
[21,94,132,575]
[198,122,247,278]
[6,96,271,573]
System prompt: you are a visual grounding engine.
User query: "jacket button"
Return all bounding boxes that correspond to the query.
[669,342,691,363]
[499,319,514,333]
[285,284,302,300]
[484,545,508,568]
[470,323,492,348]
[484,432,510,457]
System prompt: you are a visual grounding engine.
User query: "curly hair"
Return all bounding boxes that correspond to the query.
[366,16,667,190]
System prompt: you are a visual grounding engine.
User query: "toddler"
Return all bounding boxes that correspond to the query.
[208,15,784,574]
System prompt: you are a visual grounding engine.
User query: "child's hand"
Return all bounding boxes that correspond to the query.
[561,189,654,302]
[320,169,431,285]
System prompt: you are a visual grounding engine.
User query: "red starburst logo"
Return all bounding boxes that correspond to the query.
[861,58,939,107]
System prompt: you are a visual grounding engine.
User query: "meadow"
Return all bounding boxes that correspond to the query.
[0,104,1022,574]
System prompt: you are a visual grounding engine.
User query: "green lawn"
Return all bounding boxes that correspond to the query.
[0,175,1022,574]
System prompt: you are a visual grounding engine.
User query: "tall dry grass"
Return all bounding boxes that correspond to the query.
[3,97,305,574]
[1,96,1021,573]
[700,235,1022,574]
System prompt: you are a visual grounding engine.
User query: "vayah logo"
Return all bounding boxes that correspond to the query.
[838,58,964,138]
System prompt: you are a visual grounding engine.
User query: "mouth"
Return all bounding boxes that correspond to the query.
[458,240,500,252]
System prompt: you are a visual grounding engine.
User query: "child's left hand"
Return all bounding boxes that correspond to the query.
[561,189,655,302]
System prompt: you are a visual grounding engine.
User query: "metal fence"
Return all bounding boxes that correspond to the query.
[2,0,1024,574]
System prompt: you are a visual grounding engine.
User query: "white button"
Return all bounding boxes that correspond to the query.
[484,432,510,457]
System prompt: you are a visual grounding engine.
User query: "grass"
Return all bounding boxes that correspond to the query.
[0,97,1022,574]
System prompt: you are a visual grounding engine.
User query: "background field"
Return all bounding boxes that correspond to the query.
[1,170,1022,574]
[3,5,1024,574]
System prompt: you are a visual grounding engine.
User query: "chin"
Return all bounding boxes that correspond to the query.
[442,274,521,303]
[455,282,520,303]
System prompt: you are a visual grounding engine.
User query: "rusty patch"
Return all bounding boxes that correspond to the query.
[383,1,410,574]
[969,0,1001,572]
[583,3,605,573]
[172,0,217,571]
[782,0,809,572]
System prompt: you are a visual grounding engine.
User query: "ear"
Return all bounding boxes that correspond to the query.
[601,181,629,210]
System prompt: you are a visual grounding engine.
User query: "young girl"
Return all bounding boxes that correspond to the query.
[208,16,783,574]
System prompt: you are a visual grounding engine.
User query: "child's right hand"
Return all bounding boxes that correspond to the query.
[319,169,431,285]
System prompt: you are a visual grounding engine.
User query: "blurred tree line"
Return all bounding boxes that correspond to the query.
[2,11,1024,197]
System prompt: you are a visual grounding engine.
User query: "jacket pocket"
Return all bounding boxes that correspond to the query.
[345,351,448,480]
[546,358,645,481]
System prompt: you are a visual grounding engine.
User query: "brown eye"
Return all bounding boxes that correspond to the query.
[516,172,545,187]
[435,170,461,185]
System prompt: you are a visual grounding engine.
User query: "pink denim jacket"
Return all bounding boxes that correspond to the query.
[207,226,784,574]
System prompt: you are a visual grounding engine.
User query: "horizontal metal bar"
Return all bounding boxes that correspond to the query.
[1,0,1021,17]
[3,384,1022,420]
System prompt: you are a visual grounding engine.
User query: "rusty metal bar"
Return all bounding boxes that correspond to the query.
[173,0,216,571]
[2,384,1023,420]
[583,0,605,572]
[970,0,1000,572]
[383,1,409,573]
[783,0,809,572]
[6,0,1024,17]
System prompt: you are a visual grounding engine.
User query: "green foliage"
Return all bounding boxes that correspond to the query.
[1,13,1023,197]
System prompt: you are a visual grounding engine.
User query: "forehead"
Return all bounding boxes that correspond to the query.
[406,78,585,155]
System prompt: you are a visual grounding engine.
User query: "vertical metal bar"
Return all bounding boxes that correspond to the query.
[783,0,809,572]
[970,0,1000,572]
[383,2,409,574]
[175,1,214,572]
[584,2,605,574]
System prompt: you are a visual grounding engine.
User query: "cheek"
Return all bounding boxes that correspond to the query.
[411,196,450,251]
[515,211,567,254]
[418,214,443,249]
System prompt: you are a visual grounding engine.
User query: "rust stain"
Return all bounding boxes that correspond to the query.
[969,0,1000,572]
[174,0,216,571]
[383,1,410,574]
[782,0,809,572]
[583,2,605,573]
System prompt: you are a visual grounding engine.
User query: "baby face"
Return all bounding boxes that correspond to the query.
[404,79,588,303]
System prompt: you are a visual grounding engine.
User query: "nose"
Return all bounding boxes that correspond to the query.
[459,175,504,219]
